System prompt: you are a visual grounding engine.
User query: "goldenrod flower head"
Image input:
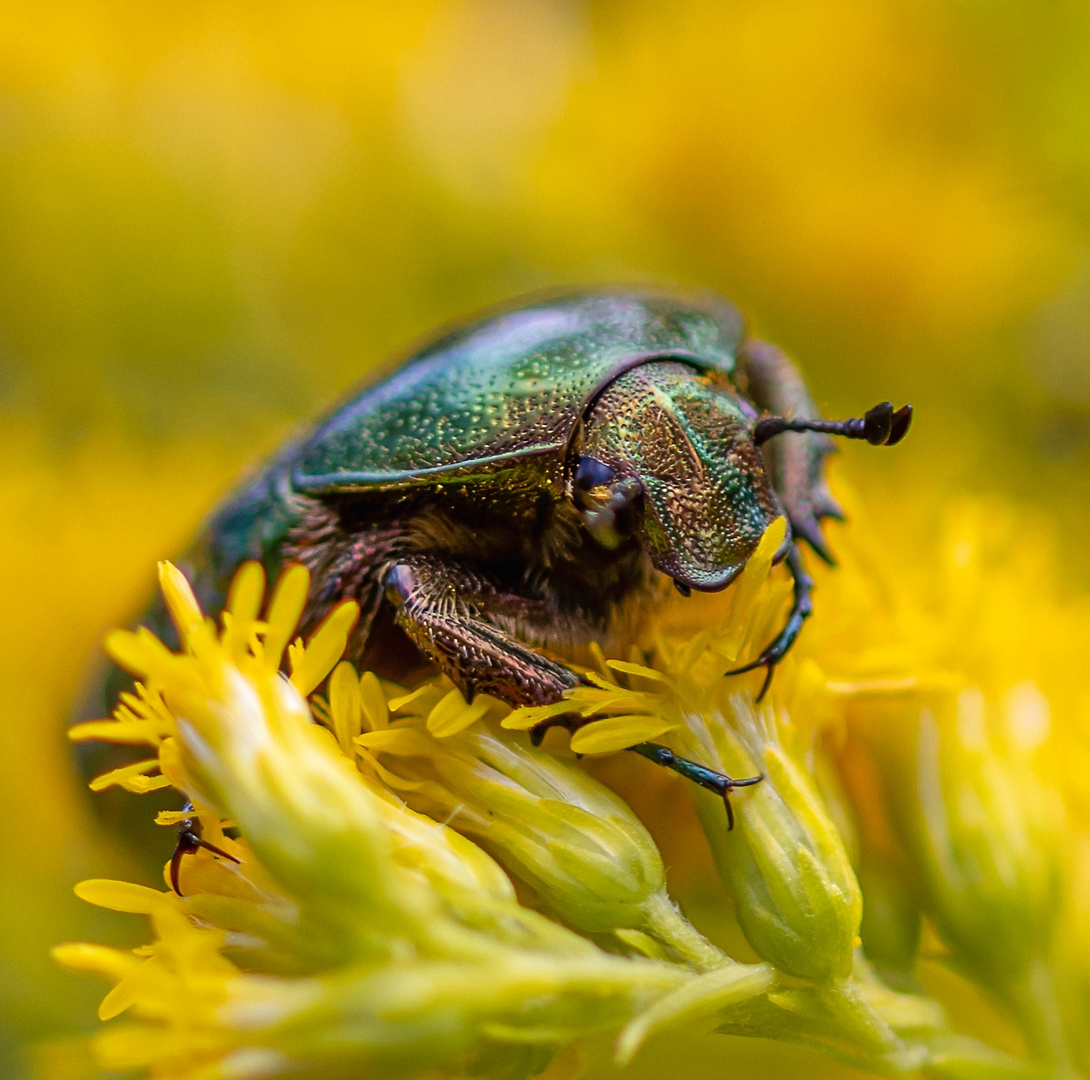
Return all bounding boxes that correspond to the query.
[499,521,861,983]
[59,511,1079,1080]
[685,694,863,982]
[63,562,703,1078]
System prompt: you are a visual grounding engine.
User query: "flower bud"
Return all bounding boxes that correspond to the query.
[681,695,862,982]
[919,689,1064,978]
[359,722,725,969]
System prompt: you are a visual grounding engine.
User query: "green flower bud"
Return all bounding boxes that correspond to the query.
[359,723,725,969]
[681,695,862,982]
[909,689,1065,984]
[845,682,1073,1070]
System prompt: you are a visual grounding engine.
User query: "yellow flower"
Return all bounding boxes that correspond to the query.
[62,563,699,1079]
[502,519,862,983]
[59,518,1074,1079]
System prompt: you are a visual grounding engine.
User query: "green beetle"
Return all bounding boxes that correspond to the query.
[151,288,908,819]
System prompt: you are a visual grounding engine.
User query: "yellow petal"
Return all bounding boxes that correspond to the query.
[604,659,672,684]
[501,699,575,730]
[105,627,177,681]
[569,715,679,755]
[755,514,788,565]
[329,661,363,752]
[68,720,167,745]
[588,641,617,681]
[158,561,205,647]
[155,809,189,826]
[718,515,788,660]
[224,561,266,657]
[359,671,390,731]
[356,726,439,756]
[426,689,492,737]
[263,563,310,669]
[158,736,186,791]
[386,684,438,713]
[121,774,173,794]
[98,975,140,1020]
[577,691,656,718]
[88,759,161,792]
[52,943,141,980]
[75,879,169,914]
[290,601,359,696]
[584,671,621,690]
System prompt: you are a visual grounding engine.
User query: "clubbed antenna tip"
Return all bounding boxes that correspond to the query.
[754,401,913,447]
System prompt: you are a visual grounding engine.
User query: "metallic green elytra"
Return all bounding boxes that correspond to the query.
[295,291,744,491]
[89,287,911,857]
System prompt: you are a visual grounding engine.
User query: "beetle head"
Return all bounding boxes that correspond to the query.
[573,361,786,591]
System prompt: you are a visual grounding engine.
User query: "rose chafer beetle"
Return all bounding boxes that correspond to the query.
[162,288,909,819]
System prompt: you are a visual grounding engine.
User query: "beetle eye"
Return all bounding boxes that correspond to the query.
[573,456,616,491]
[572,458,640,550]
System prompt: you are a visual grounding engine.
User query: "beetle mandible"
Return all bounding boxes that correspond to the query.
[158,289,911,814]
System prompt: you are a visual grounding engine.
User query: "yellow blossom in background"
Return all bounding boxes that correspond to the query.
[2,1,1090,1078]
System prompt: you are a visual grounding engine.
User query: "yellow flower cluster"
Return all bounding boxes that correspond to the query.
[60,502,1086,1079]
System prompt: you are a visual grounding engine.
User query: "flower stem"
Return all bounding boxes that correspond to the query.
[1003,957,1078,1079]
[641,891,731,971]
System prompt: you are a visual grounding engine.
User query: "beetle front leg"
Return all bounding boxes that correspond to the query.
[383,556,580,707]
[724,544,814,700]
[629,743,762,829]
[739,338,843,563]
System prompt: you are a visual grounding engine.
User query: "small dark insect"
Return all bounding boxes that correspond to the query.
[99,289,911,880]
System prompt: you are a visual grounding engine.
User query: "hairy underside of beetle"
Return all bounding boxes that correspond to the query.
[284,484,662,700]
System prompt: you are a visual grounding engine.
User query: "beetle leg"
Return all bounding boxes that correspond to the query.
[739,338,843,563]
[383,556,581,706]
[723,544,814,701]
[629,743,762,829]
[169,803,240,897]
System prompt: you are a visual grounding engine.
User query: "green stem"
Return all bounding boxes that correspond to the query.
[1002,956,1078,1080]
[641,891,731,971]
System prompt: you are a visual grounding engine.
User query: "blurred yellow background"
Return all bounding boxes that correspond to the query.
[2,1,1089,1076]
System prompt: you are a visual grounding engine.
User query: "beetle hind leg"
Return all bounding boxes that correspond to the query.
[723,544,814,701]
[169,803,241,897]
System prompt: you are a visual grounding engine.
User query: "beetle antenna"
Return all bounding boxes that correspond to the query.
[754,402,912,447]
